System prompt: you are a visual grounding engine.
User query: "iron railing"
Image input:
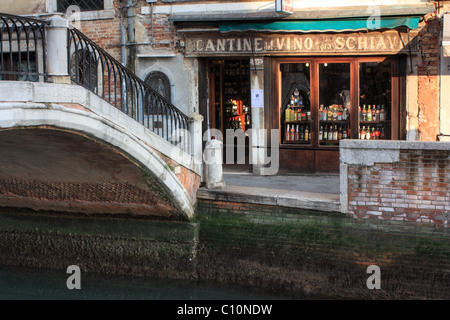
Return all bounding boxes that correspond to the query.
[0,13,48,82]
[0,13,191,153]
[68,27,191,152]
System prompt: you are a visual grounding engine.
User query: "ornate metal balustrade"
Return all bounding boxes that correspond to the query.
[0,13,47,82]
[68,27,191,153]
[0,12,191,153]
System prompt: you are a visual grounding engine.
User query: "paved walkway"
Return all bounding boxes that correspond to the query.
[197,167,341,213]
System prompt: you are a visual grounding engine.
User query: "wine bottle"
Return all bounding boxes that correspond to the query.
[366,105,372,121]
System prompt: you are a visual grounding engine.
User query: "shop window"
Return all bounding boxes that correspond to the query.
[318,63,351,146]
[57,0,104,12]
[280,63,311,145]
[359,61,392,140]
[278,57,398,148]
[276,57,400,173]
[145,71,171,103]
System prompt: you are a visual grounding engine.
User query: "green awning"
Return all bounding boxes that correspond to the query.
[219,16,421,33]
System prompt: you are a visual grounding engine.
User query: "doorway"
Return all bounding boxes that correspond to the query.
[208,59,252,172]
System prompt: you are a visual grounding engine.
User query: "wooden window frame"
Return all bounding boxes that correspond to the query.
[272,55,401,150]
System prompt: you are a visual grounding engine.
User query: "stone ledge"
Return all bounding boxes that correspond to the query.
[340,139,450,151]
[197,185,340,213]
[340,139,450,167]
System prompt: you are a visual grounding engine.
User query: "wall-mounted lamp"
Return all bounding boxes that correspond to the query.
[175,40,185,51]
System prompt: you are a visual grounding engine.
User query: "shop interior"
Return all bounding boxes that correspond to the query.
[209,59,252,169]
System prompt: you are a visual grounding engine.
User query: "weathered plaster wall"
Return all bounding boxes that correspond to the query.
[0,0,46,15]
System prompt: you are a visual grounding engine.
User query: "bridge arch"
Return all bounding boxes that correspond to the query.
[0,82,200,220]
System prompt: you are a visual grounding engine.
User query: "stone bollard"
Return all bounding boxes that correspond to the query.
[203,139,226,189]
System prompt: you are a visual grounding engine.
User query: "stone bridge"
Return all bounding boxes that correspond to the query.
[0,13,202,221]
[0,81,202,220]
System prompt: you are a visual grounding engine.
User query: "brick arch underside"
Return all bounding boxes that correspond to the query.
[0,126,189,221]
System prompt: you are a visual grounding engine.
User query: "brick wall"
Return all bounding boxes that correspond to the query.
[79,15,122,62]
[196,198,450,299]
[416,13,441,141]
[341,140,450,227]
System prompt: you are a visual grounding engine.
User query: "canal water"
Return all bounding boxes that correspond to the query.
[0,265,295,300]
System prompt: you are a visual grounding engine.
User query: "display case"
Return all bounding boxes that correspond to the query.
[275,56,400,173]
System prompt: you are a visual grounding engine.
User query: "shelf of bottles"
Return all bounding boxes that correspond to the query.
[318,103,350,146]
[357,104,390,140]
[224,60,251,131]
[226,99,250,131]
[357,61,392,140]
[283,88,312,145]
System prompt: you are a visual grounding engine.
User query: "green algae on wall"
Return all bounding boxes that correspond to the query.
[196,201,450,299]
[0,209,199,280]
[0,203,449,299]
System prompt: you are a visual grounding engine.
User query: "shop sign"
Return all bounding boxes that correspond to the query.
[275,0,294,14]
[185,31,417,56]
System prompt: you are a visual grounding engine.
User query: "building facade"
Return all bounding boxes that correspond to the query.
[3,0,449,174]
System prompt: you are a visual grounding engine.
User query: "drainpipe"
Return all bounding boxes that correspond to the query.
[125,0,136,73]
[120,15,126,66]
[127,0,135,44]
[150,0,154,45]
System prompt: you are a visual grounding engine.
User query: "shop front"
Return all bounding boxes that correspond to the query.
[180,15,422,174]
[272,53,404,173]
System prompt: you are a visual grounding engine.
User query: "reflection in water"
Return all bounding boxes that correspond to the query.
[0,266,294,300]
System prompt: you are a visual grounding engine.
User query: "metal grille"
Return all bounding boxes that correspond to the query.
[57,0,104,12]
[0,13,48,82]
[145,71,171,104]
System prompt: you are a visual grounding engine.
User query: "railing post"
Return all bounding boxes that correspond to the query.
[189,113,204,166]
[46,15,70,84]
